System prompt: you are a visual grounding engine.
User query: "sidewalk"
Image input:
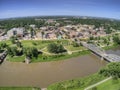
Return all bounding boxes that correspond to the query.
[84,77,112,90]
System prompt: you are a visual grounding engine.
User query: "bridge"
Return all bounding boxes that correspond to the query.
[0,50,7,64]
[81,42,120,62]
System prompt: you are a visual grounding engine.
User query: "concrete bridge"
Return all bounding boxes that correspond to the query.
[81,42,120,62]
[0,50,7,64]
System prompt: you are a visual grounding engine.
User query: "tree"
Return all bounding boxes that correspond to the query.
[16,41,22,48]
[72,41,79,47]
[41,31,45,39]
[23,47,38,59]
[99,62,120,78]
[0,42,7,49]
[113,35,120,45]
[7,46,18,56]
[30,28,35,38]
[89,36,94,40]
[10,36,17,44]
[47,43,66,54]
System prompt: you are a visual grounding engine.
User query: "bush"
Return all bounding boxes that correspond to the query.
[47,43,66,54]
[72,42,79,47]
[23,47,38,58]
[7,46,21,56]
[92,87,97,90]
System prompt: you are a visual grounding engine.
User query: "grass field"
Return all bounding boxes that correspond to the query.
[6,50,90,63]
[91,78,120,90]
[0,40,69,49]
[47,73,106,90]
[31,50,90,62]
[65,45,86,51]
[6,55,25,62]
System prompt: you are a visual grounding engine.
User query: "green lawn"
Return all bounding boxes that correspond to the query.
[31,50,90,62]
[6,50,90,63]
[47,73,106,90]
[0,87,40,90]
[65,45,86,51]
[102,44,119,50]
[21,40,49,49]
[6,55,25,62]
[1,40,69,50]
[91,78,120,90]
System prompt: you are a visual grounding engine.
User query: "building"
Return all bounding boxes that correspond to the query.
[7,27,25,38]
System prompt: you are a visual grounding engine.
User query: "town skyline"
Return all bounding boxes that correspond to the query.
[0,0,120,19]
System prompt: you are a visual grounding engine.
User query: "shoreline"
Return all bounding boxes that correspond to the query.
[6,44,119,63]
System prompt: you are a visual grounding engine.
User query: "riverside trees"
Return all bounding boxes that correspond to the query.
[23,47,38,59]
[47,43,66,54]
[99,62,120,78]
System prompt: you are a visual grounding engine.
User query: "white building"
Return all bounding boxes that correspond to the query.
[7,27,25,38]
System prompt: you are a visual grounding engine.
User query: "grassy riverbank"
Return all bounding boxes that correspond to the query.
[90,78,120,90]
[102,44,119,50]
[6,55,25,62]
[3,39,120,63]
[0,87,40,90]
[47,73,106,90]
[6,50,90,62]
[6,43,119,63]
[32,50,90,62]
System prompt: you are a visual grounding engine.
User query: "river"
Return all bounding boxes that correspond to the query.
[0,54,108,88]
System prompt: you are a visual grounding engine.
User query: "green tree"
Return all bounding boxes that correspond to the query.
[113,35,120,44]
[72,41,79,47]
[10,36,17,44]
[23,47,38,59]
[0,42,7,49]
[7,46,18,56]
[30,28,35,38]
[99,62,120,78]
[89,36,94,40]
[47,43,66,54]
[16,41,22,48]
[41,31,45,39]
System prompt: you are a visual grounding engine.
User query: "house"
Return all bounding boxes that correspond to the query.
[7,27,25,38]
[30,24,36,29]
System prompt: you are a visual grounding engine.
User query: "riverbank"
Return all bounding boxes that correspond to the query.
[6,43,119,63]
[0,87,40,90]
[0,54,107,88]
[92,78,120,90]
[47,45,120,90]
[47,73,106,90]
[6,50,90,63]
[102,44,119,50]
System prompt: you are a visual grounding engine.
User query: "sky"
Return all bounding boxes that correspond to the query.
[0,0,120,19]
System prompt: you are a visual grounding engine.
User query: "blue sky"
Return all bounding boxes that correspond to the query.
[0,0,120,19]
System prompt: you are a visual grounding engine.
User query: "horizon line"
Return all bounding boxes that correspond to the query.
[0,15,120,21]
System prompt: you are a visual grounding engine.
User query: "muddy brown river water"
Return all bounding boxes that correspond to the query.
[4,43,119,88]
[0,54,108,88]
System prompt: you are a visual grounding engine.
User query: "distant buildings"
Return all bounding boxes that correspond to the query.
[1,23,107,41]
[7,27,25,38]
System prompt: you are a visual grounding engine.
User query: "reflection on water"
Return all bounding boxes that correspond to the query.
[0,54,107,88]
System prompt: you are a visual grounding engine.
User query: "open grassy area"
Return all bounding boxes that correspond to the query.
[90,78,120,90]
[6,50,90,63]
[0,40,69,50]
[0,87,40,90]
[6,55,25,62]
[47,73,106,90]
[102,44,119,50]
[65,45,86,51]
[32,50,90,62]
